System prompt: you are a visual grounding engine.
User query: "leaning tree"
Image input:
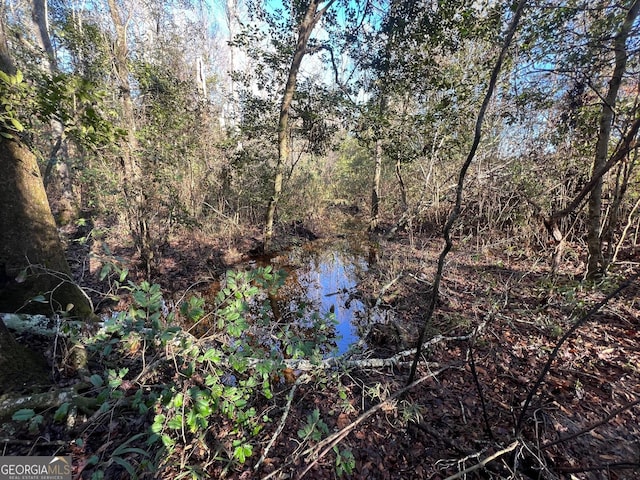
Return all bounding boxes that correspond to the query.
[0,25,92,316]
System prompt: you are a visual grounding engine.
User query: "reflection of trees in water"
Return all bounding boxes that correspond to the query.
[272,239,386,355]
[201,238,389,357]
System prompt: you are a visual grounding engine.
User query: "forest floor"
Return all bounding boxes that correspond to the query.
[2,212,640,480]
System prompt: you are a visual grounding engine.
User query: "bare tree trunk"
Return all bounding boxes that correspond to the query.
[30,0,54,63]
[224,0,241,131]
[369,139,383,231]
[586,0,640,279]
[395,157,408,211]
[106,0,152,273]
[602,157,634,266]
[31,0,78,224]
[264,0,335,250]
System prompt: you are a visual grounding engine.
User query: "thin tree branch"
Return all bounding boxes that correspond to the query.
[442,441,520,480]
[407,0,528,384]
[541,396,640,449]
[469,342,493,440]
[515,271,639,434]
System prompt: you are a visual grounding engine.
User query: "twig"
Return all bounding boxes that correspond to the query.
[515,271,639,434]
[541,396,640,450]
[468,342,493,440]
[373,273,402,308]
[442,440,520,480]
[255,374,310,471]
[297,364,456,479]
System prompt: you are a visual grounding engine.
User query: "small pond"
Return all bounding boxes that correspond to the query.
[252,238,389,355]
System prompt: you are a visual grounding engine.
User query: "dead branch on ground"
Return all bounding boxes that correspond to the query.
[297,364,459,480]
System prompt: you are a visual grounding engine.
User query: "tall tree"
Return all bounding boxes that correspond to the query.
[106,0,151,271]
[355,0,497,232]
[30,0,78,224]
[0,15,92,317]
[518,0,640,275]
[586,0,640,278]
[264,0,336,249]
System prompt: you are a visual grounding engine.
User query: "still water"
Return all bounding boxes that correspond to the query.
[259,239,385,355]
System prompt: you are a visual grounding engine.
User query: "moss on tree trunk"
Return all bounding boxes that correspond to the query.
[0,318,49,391]
[0,139,93,317]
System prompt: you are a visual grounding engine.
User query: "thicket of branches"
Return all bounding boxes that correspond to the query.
[1,0,637,276]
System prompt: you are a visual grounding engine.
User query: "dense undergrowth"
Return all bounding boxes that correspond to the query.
[5,261,355,478]
[1,222,639,479]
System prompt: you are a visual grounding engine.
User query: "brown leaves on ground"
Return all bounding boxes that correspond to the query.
[4,225,639,479]
[232,236,639,480]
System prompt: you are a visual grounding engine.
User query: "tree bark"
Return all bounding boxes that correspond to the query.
[0,19,92,318]
[0,16,93,390]
[30,0,55,64]
[369,139,383,231]
[31,0,78,225]
[586,0,640,279]
[106,0,152,271]
[264,0,335,250]
[0,138,93,317]
[395,156,408,211]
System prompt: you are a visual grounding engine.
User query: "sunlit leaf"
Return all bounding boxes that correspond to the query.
[167,416,183,430]
[10,117,24,131]
[32,295,47,303]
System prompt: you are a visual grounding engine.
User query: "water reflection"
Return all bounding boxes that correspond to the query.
[292,252,362,354]
[271,240,385,355]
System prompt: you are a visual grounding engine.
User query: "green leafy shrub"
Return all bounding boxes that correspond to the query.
[60,265,340,476]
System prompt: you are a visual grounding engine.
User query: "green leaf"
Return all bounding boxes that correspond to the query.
[151,415,165,433]
[161,434,175,448]
[10,117,24,132]
[111,457,135,478]
[54,403,70,422]
[233,443,252,463]
[28,414,44,433]
[99,264,111,281]
[112,433,149,457]
[12,409,36,421]
[119,268,129,282]
[201,348,222,364]
[32,295,47,303]
[90,374,104,388]
[167,416,183,430]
